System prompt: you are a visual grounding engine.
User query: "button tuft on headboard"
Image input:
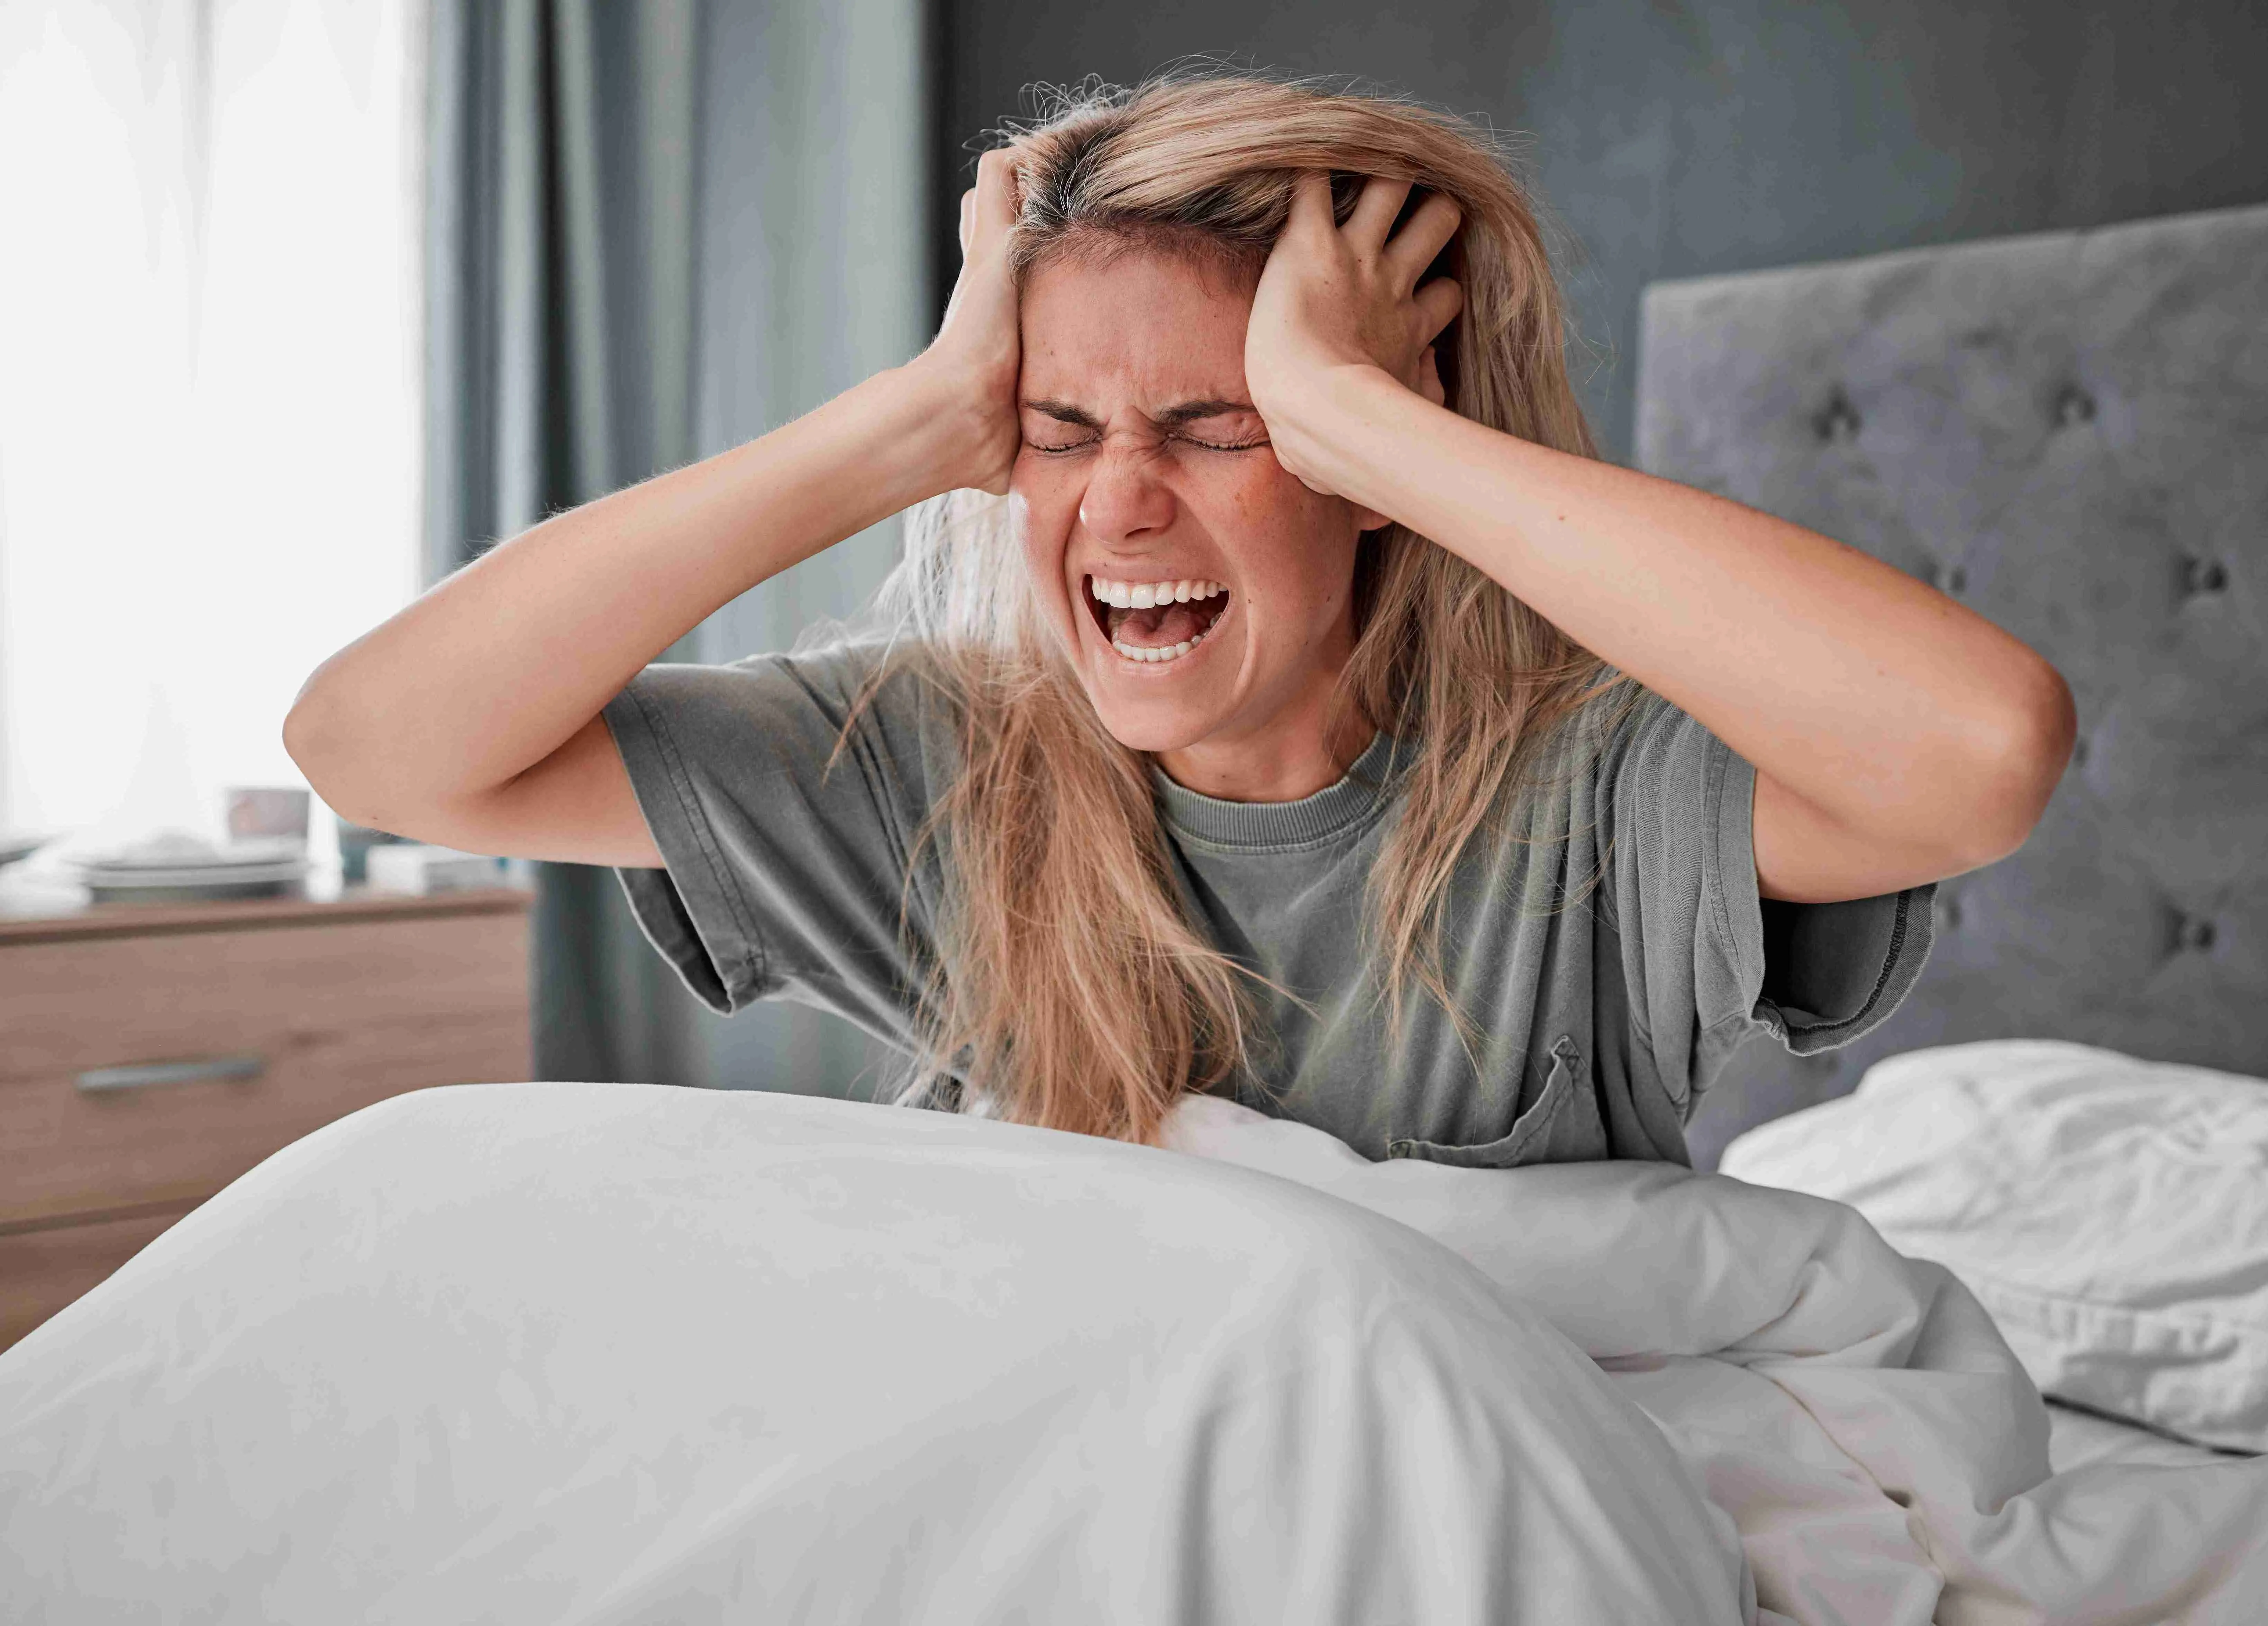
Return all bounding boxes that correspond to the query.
[2176,914,2219,954]
[2054,384,2097,427]
[2184,555,2231,596]
[1811,389,1862,444]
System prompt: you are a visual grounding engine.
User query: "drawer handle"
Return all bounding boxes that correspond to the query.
[76,1055,267,1093]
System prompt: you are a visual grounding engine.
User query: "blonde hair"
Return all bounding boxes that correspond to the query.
[871,72,1620,1144]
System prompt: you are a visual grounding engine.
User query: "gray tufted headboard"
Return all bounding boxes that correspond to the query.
[1635,202,2268,1171]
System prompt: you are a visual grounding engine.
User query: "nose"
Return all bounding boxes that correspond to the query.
[1077,438,1176,545]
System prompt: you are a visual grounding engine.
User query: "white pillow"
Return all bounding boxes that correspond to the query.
[1720,1039,2268,1454]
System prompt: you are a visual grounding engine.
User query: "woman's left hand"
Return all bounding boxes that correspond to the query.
[1246,171,1465,497]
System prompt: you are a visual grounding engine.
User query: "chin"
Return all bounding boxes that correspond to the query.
[1076,638,1238,753]
[1069,586,1244,754]
[1084,690,1221,755]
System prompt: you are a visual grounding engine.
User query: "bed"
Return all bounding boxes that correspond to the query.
[4,205,2266,1623]
[1633,197,2268,1509]
[1632,199,2268,1174]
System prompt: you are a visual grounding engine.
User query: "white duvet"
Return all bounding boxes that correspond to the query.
[1,1083,2262,1624]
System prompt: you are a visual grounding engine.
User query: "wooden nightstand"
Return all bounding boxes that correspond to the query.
[0,885,533,1351]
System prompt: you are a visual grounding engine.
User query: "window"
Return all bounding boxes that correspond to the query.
[0,0,421,851]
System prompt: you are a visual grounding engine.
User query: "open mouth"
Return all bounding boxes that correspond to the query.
[1085,574,1230,666]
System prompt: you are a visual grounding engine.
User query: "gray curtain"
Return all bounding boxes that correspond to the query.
[422,0,928,1090]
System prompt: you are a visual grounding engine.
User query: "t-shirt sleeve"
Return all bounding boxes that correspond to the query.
[1597,690,1935,1112]
[599,644,941,1049]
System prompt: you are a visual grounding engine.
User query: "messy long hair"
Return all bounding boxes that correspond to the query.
[870,72,1619,1144]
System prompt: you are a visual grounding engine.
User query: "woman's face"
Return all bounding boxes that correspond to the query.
[1012,247,1376,772]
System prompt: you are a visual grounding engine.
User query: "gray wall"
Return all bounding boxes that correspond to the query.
[934,0,2268,463]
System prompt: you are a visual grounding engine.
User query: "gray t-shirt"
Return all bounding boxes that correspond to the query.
[602,641,1932,1167]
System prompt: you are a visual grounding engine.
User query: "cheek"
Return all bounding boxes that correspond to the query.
[1185,457,1298,555]
[1009,484,1081,639]
[1011,452,1083,537]
[1209,469,1356,631]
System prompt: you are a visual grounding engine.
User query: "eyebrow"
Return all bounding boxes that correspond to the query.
[1022,397,1258,430]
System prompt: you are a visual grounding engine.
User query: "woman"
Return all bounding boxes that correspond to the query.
[288,75,2074,1165]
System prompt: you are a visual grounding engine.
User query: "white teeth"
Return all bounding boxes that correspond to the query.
[1111,627,1212,665]
[1088,574,1228,668]
[1087,574,1228,606]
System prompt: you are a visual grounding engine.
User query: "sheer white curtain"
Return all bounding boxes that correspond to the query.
[0,0,421,851]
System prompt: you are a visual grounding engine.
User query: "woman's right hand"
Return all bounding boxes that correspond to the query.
[287,158,1032,868]
[909,147,1025,496]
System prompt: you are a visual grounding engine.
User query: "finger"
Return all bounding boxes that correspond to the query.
[1344,175,1415,254]
[1414,275,1465,344]
[958,187,975,255]
[1285,170,1337,240]
[1383,191,1462,288]
[1417,345,1446,408]
[967,149,1021,248]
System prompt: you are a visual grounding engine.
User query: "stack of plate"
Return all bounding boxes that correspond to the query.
[68,831,308,904]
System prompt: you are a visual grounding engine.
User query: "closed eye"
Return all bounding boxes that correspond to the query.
[1026,429,1266,456]
[1175,430,1270,453]
[1167,407,1270,454]
[1019,400,1268,455]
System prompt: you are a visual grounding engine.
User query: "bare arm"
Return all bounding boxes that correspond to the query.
[285,153,1027,866]
[1246,175,2076,903]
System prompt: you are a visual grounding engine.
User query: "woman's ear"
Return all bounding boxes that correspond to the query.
[1352,502,1393,533]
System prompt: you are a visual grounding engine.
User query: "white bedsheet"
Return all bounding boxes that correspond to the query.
[2045,1402,2249,1475]
[2,1083,2262,1624]
[1168,1096,2268,1625]
[0,1084,1747,1624]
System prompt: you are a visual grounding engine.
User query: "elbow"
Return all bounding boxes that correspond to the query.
[1942,654,2077,871]
[282,670,388,833]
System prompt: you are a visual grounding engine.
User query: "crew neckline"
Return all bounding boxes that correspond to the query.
[1151,729,1406,849]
